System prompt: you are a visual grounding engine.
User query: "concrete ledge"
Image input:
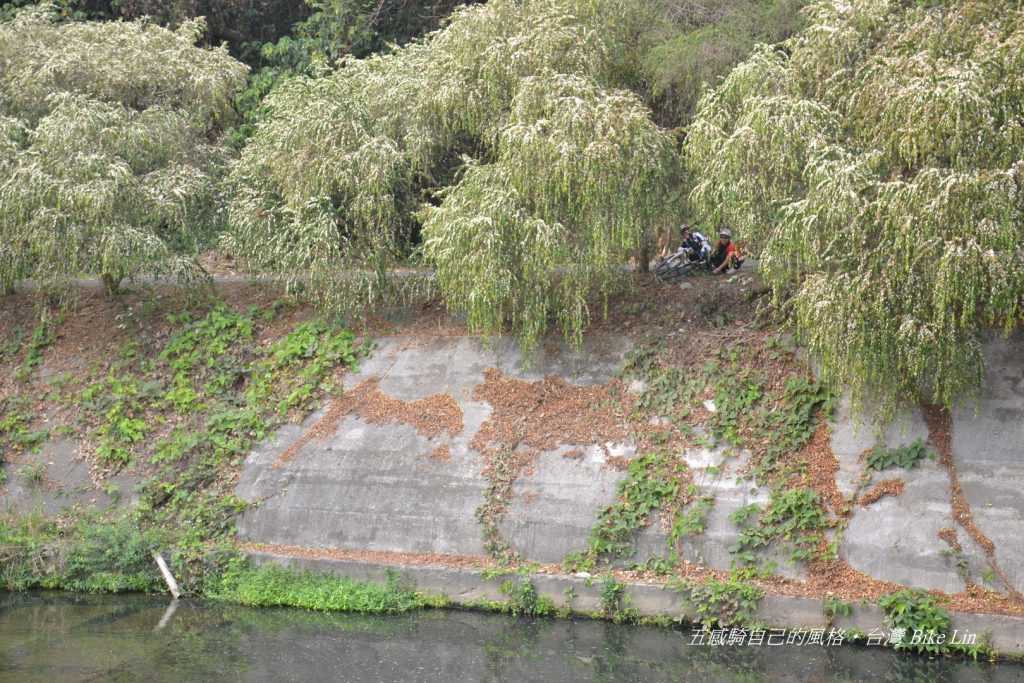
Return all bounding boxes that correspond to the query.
[246,551,1024,657]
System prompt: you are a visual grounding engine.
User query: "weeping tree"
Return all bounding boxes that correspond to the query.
[0,4,248,295]
[227,0,682,347]
[639,0,809,125]
[685,0,1024,414]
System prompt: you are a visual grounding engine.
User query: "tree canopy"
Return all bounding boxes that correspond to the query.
[0,5,248,293]
[685,0,1024,413]
[227,0,682,348]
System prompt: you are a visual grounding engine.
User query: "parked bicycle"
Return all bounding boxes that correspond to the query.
[654,225,711,283]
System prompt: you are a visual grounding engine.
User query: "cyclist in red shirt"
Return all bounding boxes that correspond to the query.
[710,228,743,274]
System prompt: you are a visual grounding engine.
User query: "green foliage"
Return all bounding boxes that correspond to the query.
[248,320,361,414]
[878,589,957,656]
[708,364,764,445]
[599,575,625,613]
[640,0,809,123]
[0,1,308,55]
[227,0,681,350]
[140,310,362,590]
[0,4,248,294]
[823,596,852,620]
[61,518,166,592]
[675,573,765,627]
[597,574,640,623]
[621,344,702,423]
[866,439,936,472]
[1,300,365,597]
[211,560,442,613]
[17,462,46,486]
[228,1,476,148]
[670,496,714,544]
[583,451,685,564]
[754,376,834,478]
[0,514,164,592]
[730,488,830,566]
[499,578,555,617]
[113,1,307,59]
[624,343,831,483]
[686,0,1024,416]
[15,317,54,381]
[293,0,477,63]
[0,0,89,22]
[0,396,48,455]
[83,372,157,466]
[161,305,254,403]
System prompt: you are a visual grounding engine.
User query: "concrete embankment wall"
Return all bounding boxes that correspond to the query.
[234,331,1024,653]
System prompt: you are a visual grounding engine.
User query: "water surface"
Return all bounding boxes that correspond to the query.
[2,592,1023,682]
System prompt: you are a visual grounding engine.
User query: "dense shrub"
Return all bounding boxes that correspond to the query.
[639,0,808,125]
[227,0,681,349]
[686,0,1024,414]
[0,515,165,592]
[0,5,248,294]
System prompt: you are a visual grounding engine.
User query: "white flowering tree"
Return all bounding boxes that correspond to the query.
[685,0,1024,413]
[227,0,682,348]
[0,5,248,294]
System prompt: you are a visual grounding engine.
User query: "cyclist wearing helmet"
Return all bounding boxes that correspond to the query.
[679,224,710,263]
[710,228,743,274]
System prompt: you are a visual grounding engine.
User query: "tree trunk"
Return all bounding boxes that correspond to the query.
[101,273,123,296]
[638,242,651,273]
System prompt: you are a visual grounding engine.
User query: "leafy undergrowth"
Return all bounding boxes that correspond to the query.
[866,439,936,472]
[730,488,831,568]
[0,293,368,595]
[879,589,991,660]
[210,560,446,613]
[0,514,167,593]
[672,572,766,628]
[566,450,695,572]
[568,334,835,577]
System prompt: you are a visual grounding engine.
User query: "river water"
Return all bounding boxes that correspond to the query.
[2,592,1024,682]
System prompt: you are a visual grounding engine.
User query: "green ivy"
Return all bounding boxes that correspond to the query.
[730,488,830,566]
[674,572,764,628]
[878,588,994,659]
[866,439,935,472]
[579,451,685,566]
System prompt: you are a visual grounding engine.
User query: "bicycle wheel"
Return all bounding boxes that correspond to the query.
[656,260,697,284]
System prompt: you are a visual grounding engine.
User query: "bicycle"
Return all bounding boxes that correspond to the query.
[654,248,708,283]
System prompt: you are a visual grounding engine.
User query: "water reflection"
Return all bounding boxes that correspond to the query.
[1,592,1023,683]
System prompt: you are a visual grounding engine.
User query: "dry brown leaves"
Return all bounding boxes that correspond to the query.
[923,405,996,556]
[347,379,463,440]
[275,378,464,467]
[605,454,631,471]
[790,422,846,515]
[938,527,961,553]
[470,368,629,456]
[945,585,1024,617]
[429,444,452,462]
[786,556,907,603]
[858,478,905,507]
